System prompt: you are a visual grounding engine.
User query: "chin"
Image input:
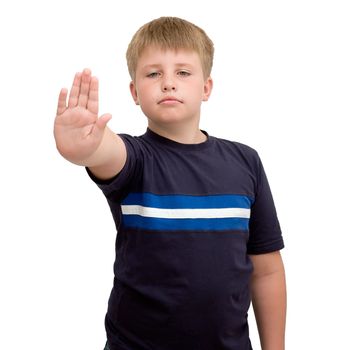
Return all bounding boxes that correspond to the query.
[147,114,189,125]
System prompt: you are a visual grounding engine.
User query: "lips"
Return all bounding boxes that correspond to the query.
[158,96,183,104]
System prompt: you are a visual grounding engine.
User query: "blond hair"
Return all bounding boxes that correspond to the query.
[126,17,214,80]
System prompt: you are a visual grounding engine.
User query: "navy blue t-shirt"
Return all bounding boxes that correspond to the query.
[87,128,284,350]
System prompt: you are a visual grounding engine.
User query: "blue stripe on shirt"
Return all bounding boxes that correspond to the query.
[122,192,253,209]
[122,215,250,231]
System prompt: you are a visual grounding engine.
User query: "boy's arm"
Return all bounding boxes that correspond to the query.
[54,69,126,180]
[249,251,287,350]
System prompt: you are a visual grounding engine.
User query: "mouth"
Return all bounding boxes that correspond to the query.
[158,97,183,104]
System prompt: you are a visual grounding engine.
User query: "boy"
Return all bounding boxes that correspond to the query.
[54,17,286,350]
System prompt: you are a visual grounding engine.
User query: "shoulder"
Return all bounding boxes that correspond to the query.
[211,134,261,164]
[216,136,257,152]
[117,132,150,154]
[118,132,143,145]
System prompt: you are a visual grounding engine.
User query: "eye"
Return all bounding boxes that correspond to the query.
[178,70,191,77]
[147,72,160,78]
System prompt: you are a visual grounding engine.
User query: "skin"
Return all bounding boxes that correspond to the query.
[54,47,286,349]
[129,46,213,144]
[250,251,287,350]
[54,69,126,179]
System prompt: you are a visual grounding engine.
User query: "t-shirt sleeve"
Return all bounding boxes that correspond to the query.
[85,133,143,202]
[247,153,284,255]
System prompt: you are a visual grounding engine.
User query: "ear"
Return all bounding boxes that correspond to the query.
[129,81,139,105]
[202,76,213,101]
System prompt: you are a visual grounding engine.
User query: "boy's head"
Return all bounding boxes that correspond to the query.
[126,17,214,81]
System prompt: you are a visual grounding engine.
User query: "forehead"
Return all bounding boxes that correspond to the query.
[136,46,202,70]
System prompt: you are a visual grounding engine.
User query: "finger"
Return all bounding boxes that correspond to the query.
[87,76,99,115]
[78,68,91,108]
[57,88,68,115]
[68,72,82,108]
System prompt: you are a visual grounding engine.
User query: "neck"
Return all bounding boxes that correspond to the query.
[147,120,207,144]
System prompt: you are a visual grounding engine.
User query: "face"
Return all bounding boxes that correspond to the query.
[130,46,213,128]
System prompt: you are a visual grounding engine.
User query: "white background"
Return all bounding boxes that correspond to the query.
[0,0,349,349]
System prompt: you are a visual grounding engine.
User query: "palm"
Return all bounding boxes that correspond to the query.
[54,69,111,162]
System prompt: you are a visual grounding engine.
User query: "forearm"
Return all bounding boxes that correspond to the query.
[251,260,287,350]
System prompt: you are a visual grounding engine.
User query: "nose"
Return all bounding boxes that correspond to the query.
[161,75,176,92]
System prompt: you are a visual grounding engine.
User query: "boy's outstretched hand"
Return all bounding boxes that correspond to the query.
[54,68,112,164]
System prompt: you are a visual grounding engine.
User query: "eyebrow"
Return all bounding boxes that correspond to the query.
[141,63,195,71]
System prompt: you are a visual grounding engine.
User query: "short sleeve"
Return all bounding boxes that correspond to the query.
[247,154,284,255]
[85,133,143,202]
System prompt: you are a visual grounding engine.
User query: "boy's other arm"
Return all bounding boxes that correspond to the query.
[54,69,126,180]
[249,251,287,350]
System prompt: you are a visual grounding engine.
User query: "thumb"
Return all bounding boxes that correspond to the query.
[95,113,112,130]
[90,113,112,139]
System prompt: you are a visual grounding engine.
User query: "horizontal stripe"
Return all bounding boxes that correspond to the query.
[122,216,249,231]
[121,205,251,219]
[122,193,253,209]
